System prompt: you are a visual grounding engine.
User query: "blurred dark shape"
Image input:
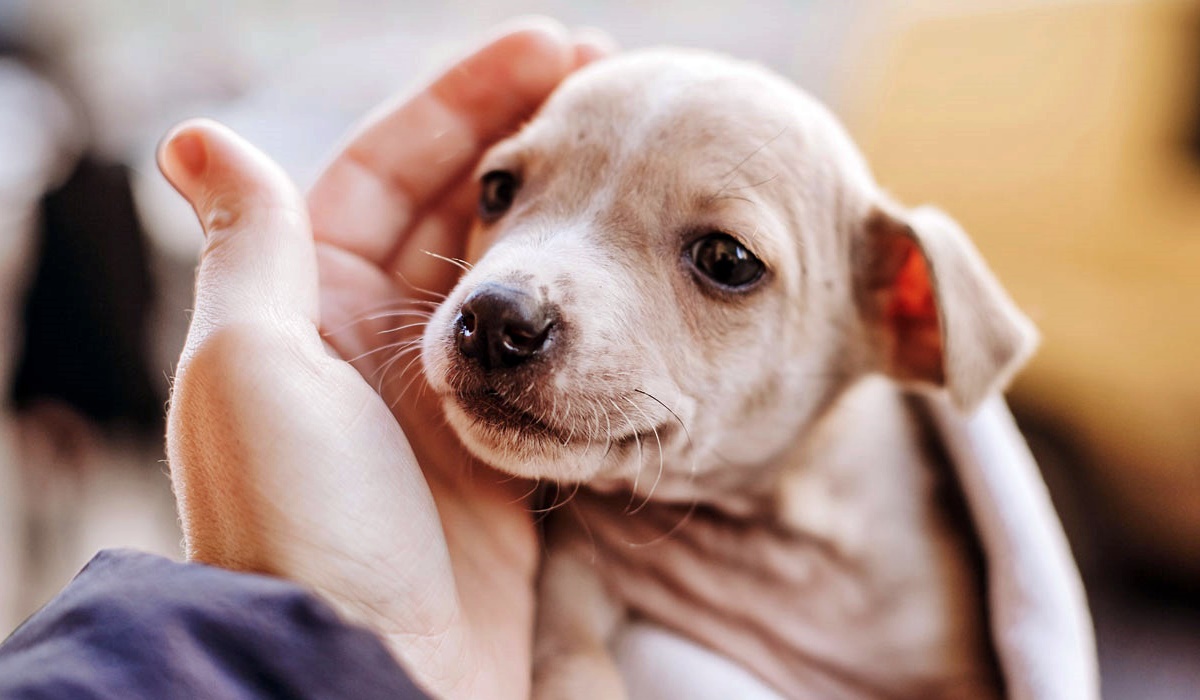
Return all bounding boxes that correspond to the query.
[0,1,26,50]
[10,158,163,433]
[0,1,40,64]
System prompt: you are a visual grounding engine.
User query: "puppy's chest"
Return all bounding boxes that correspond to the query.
[548,456,1000,698]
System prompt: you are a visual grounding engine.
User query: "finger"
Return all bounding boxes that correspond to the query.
[571,27,619,68]
[159,119,319,343]
[383,27,619,289]
[307,17,576,266]
[390,177,477,297]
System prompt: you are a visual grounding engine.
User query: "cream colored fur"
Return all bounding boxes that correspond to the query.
[421,48,1038,699]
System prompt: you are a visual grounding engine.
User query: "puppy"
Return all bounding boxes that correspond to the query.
[421,48,1037,699]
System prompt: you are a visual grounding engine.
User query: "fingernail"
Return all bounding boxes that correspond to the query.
[166,130,208,179]
[573,27,619,58]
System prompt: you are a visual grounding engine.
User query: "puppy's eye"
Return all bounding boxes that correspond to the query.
[479,170,520,221]
[688,233,765,289]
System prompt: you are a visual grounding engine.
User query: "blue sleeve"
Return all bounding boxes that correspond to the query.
[0,549,430,700]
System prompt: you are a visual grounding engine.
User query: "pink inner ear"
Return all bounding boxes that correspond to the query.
[889,247,935,319]
[885,245,945,384]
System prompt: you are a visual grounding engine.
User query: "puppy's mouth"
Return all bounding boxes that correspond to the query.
[448,384,672,454]
[452,387,573,444]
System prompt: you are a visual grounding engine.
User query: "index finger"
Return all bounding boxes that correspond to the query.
[307,18,577,266]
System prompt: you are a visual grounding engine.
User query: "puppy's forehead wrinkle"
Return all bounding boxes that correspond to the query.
[705,125,790,202]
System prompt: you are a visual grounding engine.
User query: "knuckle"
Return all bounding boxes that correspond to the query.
[200,184,308,253]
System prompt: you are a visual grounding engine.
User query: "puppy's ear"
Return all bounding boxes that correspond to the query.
[854,203,1038,412]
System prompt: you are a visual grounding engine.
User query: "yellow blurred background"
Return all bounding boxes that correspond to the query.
[1,0,1197,695]
[845,0,1200,584]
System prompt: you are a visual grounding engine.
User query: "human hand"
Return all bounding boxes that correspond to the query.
[160,21,612,699]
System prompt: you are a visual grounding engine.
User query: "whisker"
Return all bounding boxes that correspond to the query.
[568,497,600,566]
[534,481,561,522]
[583,399,602,458]
[628,419,664,516]
[358,307,435,321]
[628,396,667,518]
[601,401,614,458]
[373,348,422,389]
[387,353,431,410]
[548,391,560,441]
[321,302,436,338]
[627,500,699,548]
[562,395,575,446]
[560,480,583,513]
[634,388,692,447]
[393,268,450,301]
[611,397,645,512]
[507,478,541,506]
[374,343,425,395]
[420,249,474,273]
[376,320,430,336]
[348,338,422,366]
[364,341,422,378]
[531,479,582,516]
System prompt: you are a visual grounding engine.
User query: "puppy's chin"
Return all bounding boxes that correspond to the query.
[441,396,610,482]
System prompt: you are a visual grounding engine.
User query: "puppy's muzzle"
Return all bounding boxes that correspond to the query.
[456,282,555,370]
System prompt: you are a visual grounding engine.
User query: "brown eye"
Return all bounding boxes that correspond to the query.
[479,170,519,221]
[688,233,765,289]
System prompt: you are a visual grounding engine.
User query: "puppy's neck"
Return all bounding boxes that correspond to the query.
[557,375,999,696]
[674,373,938,525]
[770,374,950,555]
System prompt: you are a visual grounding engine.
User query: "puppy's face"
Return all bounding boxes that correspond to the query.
[421,50,876,499]
[420,50,1035,500]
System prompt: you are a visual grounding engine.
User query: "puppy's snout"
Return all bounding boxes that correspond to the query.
[456,283,553,370]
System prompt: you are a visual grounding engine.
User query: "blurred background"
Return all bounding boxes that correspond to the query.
[0,0,1196,695]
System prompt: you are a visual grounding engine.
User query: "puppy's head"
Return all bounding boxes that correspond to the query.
[421,49,1036,498]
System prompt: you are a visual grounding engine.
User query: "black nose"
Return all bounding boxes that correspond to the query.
[456,283,553,369]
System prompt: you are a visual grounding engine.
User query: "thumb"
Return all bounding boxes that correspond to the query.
[158,119,319,341]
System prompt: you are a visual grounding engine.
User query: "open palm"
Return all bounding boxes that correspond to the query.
[162,21,610,699]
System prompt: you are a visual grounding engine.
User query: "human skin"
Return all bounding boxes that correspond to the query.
[159,19,612,699]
